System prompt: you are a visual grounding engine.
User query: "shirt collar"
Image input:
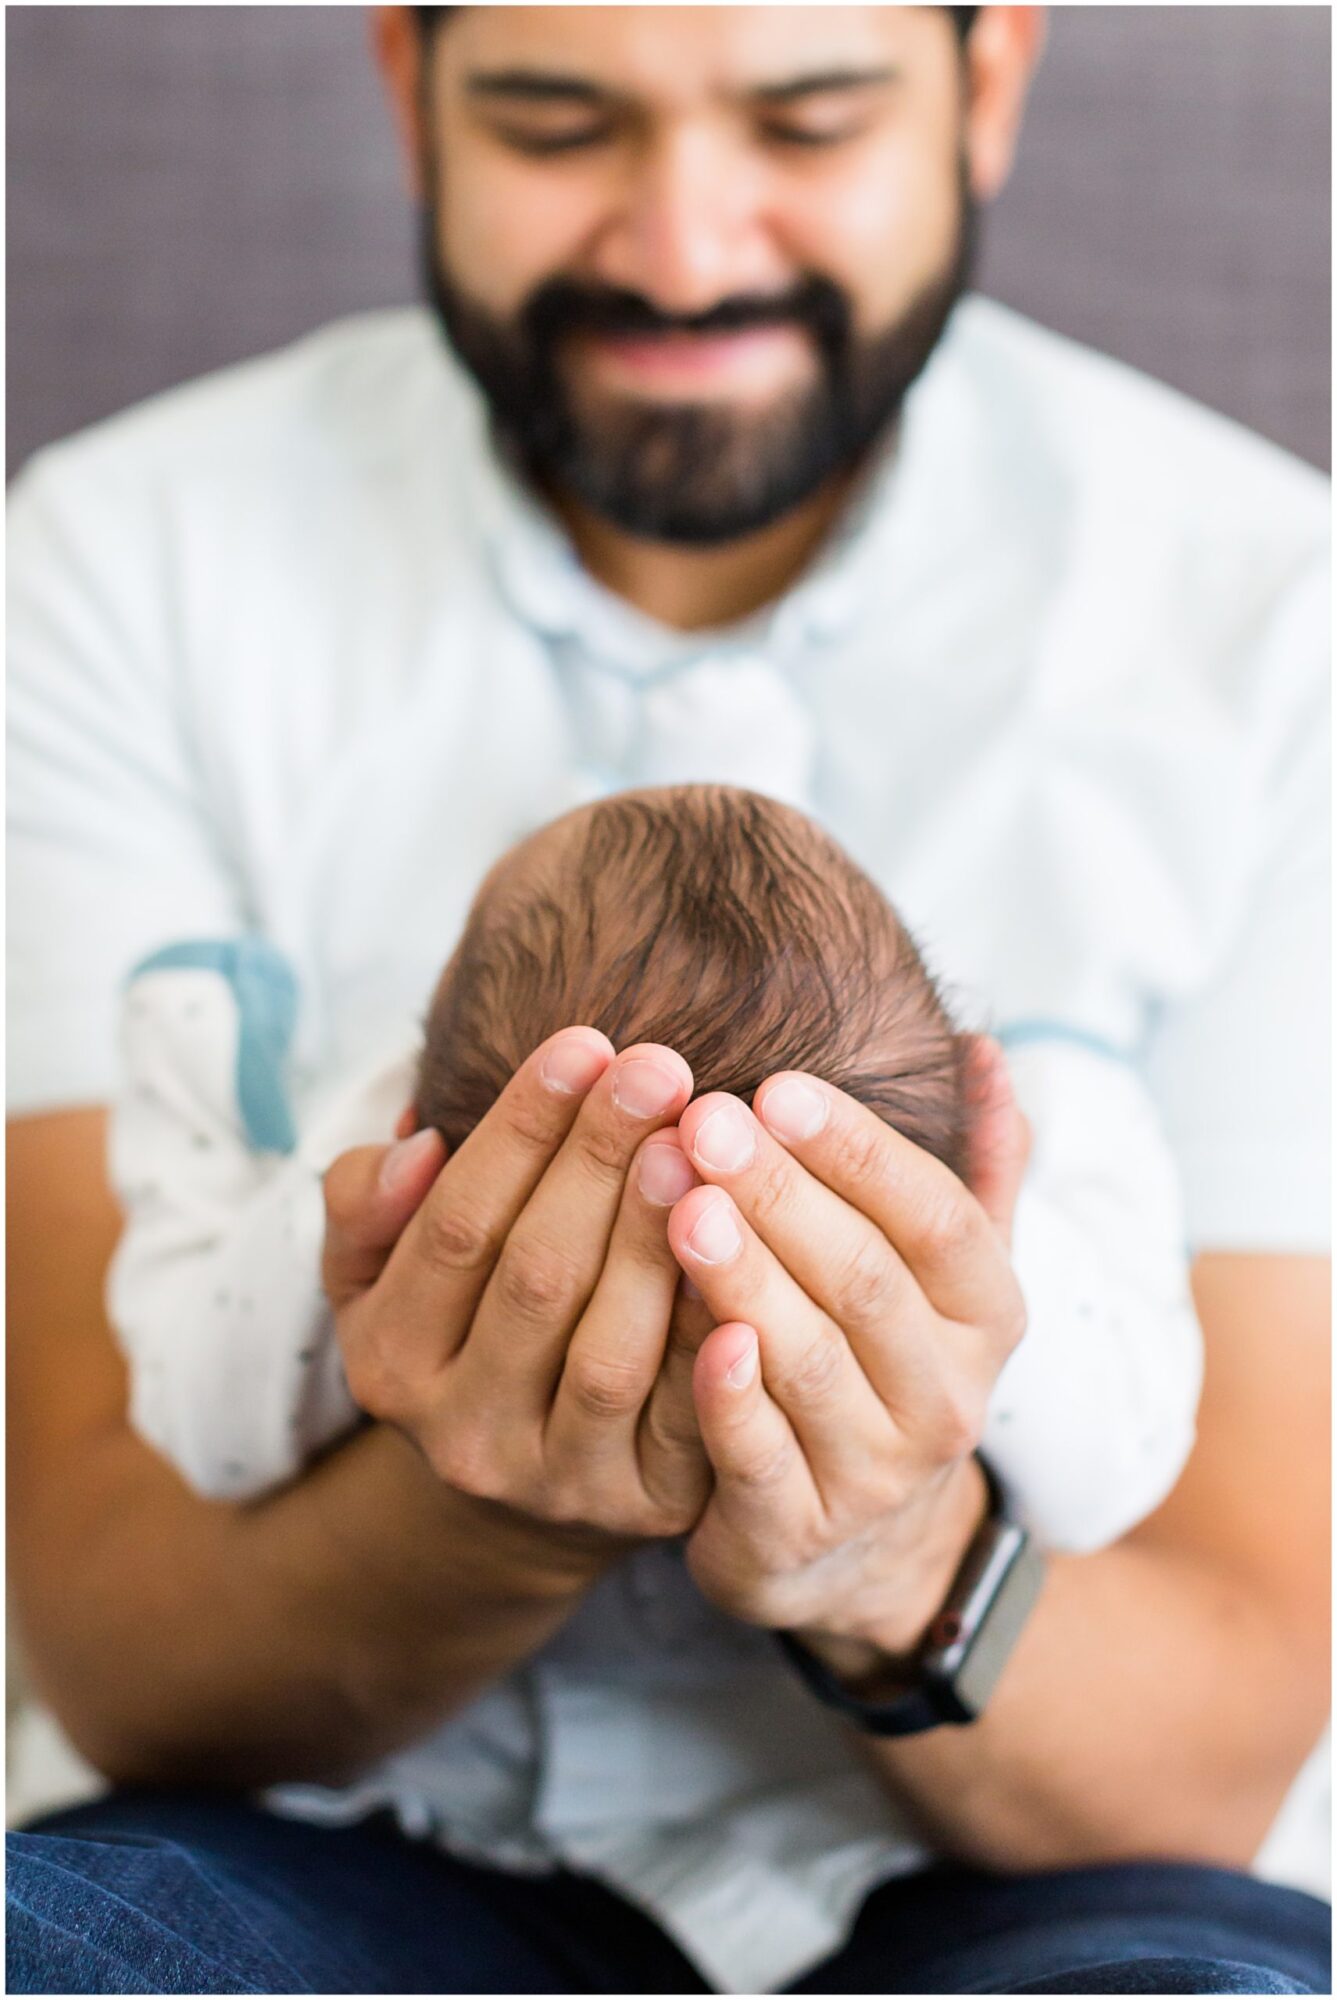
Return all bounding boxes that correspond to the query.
[468,376,918,674]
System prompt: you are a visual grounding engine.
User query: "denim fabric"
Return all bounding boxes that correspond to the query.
[7,1792,1331,1995]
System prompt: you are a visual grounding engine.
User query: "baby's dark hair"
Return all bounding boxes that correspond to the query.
[417,786,973,1179]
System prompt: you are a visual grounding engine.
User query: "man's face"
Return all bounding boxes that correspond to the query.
[416,7,977,544]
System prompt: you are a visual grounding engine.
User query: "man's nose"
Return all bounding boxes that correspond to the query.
[588,127,782,317]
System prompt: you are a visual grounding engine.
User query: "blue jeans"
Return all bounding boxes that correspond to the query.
[7,1791,1330,1994]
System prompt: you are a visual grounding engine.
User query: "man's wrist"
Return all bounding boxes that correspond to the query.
[362,1425,631,1604]
[788,1454,992,1691]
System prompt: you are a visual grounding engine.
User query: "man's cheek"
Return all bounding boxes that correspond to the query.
[439,165,605,320]
[800,154,960,333]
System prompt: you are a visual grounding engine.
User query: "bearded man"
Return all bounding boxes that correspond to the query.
[7,7,1330,1992]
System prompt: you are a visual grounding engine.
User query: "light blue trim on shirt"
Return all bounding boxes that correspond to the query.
[996,1019,1134,1066]
[128,938,299,1155]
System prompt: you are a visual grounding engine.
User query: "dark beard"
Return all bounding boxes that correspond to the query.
[420,179,976,548]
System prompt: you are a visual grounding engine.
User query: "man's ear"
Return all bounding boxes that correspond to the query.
[369,5,433,203]
[962,6,1048,204]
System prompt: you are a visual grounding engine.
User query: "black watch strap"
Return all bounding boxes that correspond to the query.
[772,1457,1045,1737]
[774,1627,953,1735]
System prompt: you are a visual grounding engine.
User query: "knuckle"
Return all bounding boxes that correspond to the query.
[911,1186,976,1267]
[429,1423,508,1504]
[732,1433,800,1496]
[747,1154,795,1227]
[502,1092,565,1154]
[494,1241,583,1326]
[561,1350,648,1421]
[653,1494,707,1539]
[929,1383,989,1463]
[416,1198,495,1279]
[832,1119,888,1199]
[541,1478,652,1541]
[340,1342,403,1424]
[528,1475,585,1528]
[866,1450,912,1513]
[574,1119,633,1184]
[779,1324,847,1406]
[833,1237,893,1326]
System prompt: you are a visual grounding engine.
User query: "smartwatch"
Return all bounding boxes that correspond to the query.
[773,1457,1045,1736]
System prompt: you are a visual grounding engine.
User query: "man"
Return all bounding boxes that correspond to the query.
[7,6,1330,1992]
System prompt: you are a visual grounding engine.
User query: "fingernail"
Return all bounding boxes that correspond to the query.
[613,1057,685,1120]
[378,1127,443,1195]
[541,1033,610,1095]
[686,1193,742,1264]
[690,1101,756,1173]
[759,1075,827,1144]
[726,1336,759,1389]
[638,1143,698,1207]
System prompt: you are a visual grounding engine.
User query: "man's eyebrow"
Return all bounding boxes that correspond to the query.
[749,65,900,104]
[463,64,901,109]
[464,69,611,105]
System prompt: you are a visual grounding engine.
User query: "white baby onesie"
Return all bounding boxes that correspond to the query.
[107,936,1202,1552]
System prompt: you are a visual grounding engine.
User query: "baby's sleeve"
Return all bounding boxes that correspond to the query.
[981,1033,1203,1553]
[106,938,362,1500]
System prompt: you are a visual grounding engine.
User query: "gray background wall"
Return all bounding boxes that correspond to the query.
[6,5,1331,479]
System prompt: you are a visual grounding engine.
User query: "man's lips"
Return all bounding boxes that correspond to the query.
[573,323,810,395]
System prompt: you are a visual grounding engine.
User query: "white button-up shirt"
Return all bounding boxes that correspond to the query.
[8,295,1330,1986]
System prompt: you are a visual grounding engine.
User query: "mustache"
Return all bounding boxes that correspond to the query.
[521,274,854,358]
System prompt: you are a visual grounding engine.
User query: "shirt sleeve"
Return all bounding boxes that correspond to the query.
[986,1039,1203,1553]
[7,440,247,1115]
[1142,554,1331,1255]
[106,952,358,1500]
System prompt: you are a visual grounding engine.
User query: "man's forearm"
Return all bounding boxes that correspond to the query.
[17,1419,620,1791]
[840,1534,1326,1873]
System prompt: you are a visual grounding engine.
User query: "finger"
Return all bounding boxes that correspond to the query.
[960,1036,1032,1246]
[678,1090,930,1411]
[321,1129,447,1311]
[668,1183,896,1507]
[690,1322,820,1541]
[752,1071,1017,1328]
[455,1042,693,1417]
[545,1132,700,1470]
[368,1026,614,1381]
[682,1091,1010,1472]
[643,1275,719,1459]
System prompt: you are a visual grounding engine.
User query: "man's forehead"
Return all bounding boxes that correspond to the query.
[444,5,926,101]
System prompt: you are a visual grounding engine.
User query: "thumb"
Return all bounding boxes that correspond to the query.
[962,1036,1031,1247]
[322,1127,447,1309]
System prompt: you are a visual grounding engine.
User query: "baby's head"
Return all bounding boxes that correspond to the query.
[415,786,973,1180]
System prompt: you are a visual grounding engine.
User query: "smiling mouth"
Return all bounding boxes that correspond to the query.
[573,323,811,397]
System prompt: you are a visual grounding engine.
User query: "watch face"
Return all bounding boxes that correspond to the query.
[948,1535,1047,1716]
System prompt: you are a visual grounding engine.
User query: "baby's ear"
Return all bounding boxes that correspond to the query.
[394,1102,420,1141]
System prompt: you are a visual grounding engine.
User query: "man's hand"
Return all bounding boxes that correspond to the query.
[666,1039,1031,1671]
[322,1027,717,1554]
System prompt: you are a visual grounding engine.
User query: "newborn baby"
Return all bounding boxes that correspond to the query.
[108,784,1201,1550]
[416,786,970,1171]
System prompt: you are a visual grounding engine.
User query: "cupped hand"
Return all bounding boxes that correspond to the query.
[666,1038,1032,1665]
[321,1029,718,1553]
